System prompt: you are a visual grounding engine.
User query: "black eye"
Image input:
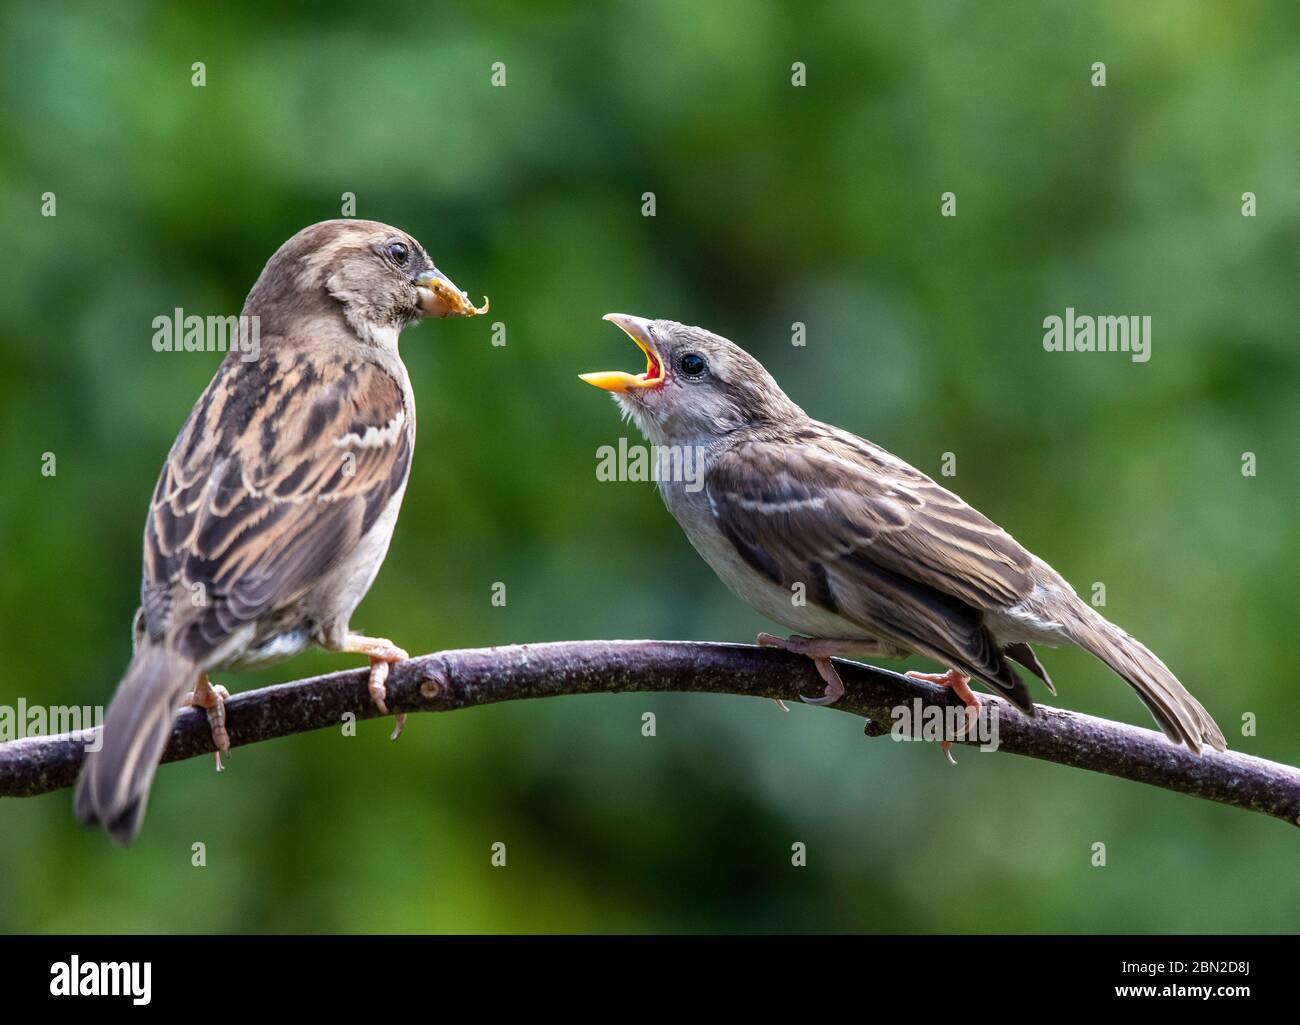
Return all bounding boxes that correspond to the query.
[387,241,409,265]
[678,353,707,377]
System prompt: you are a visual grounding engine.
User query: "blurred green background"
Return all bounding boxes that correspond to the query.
[1,0,1297,933]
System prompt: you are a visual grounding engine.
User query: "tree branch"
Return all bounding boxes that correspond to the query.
[2,640,1296,826]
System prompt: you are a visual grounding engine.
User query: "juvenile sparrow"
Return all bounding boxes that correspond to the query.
[581,315,1225,757]
[75,219,487,843]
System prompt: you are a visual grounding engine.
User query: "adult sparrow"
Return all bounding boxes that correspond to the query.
[75,219,486,843]
[581,315,1225,758]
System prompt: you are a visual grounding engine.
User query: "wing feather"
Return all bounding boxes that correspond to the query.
[706,425,1036,710]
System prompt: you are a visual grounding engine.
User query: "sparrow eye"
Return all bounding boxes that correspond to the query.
[386,241,410,265]
[678,353,707,377]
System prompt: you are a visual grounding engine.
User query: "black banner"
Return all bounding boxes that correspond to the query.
[0,934,1286,1011]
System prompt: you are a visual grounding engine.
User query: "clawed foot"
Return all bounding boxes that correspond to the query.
[905,668,980,765]
[183,674,231,771]
[756,633,847,706]
[340,635,409,741]
[366,657,408,741]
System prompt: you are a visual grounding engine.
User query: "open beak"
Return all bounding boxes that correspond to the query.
[415,268,489,318]
[580,313,666,392]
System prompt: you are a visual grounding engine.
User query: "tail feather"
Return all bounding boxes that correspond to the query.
[1069,605,1225,753]
[74,644,195,844]
[1004,641,1056,695]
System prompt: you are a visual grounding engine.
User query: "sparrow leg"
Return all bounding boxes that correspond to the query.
[183,673,231,771]
[338,634,409,741]
[904,668,980,766]
[756,633,892,707]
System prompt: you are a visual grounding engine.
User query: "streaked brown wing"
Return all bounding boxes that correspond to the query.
[141,349,412,663]
[705,425,1036,708]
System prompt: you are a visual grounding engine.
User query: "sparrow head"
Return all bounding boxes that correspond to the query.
[581,314,804,443]
[244,219,487,342]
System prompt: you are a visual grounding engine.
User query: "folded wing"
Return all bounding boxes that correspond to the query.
[140,350,412,663]
[705,425,1038,711]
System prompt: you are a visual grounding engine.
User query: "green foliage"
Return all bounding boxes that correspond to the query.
[1,0,1297,932]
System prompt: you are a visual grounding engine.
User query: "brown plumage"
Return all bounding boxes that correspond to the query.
[75,219,485,843]
[140,354,412,663]
[582,315,1225,754]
